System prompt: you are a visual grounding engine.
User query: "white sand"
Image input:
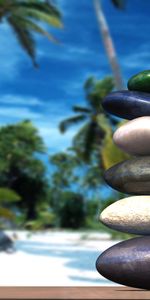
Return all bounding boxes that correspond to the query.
[0,230,121,286]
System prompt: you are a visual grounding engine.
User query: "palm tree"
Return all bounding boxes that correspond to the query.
[0,0,62,66]
[0,187,21,225]
[93,0,125,89]
[59,76,115,162]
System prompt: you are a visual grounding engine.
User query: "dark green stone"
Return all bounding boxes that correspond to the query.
[104,157,150,195]
[128,70,150,92]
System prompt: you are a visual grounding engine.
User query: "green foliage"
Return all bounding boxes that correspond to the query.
[59,76,115,162]
[14,211,27,228]
[59,115,87,134]
[84,198,100,229]
[57,75,132,235]
[0,120,48,221]
[82,165,103,191]
[50,152,79,191]
[49,152,82,224]
[50,152,79,169]
[86,199,100,219]
[0,0,62,65]
[84,76,114,112]
[0,207,14,221]
[25,211,56,230]
[0,120,46,174]
[0,188,21,203]
[50,150,107,229]
[58,192,86,229]
[0,187,21,227]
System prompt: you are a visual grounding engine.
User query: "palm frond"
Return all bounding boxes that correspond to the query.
[0,1,62,65]
[96,114,112,136]
[82,122,97,162]
[72,122,98,162]
[14,16,58,43]
[15,6,62,28]
[17,1,61,20]
[73,123,88,144]
[86,76,114,111]
[111,0,126,9]
[84,76,95,91]
[59,115,87,133]
[73,106,91,114]
[8,15,37,66]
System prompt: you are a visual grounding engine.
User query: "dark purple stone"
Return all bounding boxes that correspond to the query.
[102,90,150,119]
[96,237,150,290]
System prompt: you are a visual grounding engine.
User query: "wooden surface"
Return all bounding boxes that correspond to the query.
[0,287,150,299]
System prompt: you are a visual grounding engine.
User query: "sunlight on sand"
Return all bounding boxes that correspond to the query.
[0,230,121,286]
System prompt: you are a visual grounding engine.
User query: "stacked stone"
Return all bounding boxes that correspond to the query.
[96,70,150,290]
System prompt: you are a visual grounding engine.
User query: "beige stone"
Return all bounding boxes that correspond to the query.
[100,196,150,235]
[113,116,150,155]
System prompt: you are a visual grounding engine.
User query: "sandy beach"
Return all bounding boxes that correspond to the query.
[0,230,121,286]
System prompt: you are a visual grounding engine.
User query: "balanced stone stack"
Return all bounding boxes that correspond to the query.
[96,70,150,290]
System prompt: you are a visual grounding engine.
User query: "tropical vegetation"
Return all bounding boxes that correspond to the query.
[0,0,62,65]
[0,120,49,222]
[59,76,129,167]
[0,0,133,242]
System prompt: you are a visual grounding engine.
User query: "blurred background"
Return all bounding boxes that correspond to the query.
[0,0,149,286]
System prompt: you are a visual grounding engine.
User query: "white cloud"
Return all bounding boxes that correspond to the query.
[38,43,99,63]
[0,107,42,120]
[122,46,150,70]
[66,45,94,56]
[0,94,44,106]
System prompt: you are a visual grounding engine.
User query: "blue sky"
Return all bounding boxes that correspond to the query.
[0,0,150,155]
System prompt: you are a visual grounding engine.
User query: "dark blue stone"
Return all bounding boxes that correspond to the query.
[96,237,150,290]
[102,90,150,119]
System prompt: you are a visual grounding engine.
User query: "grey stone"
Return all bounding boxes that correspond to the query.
[0,231,14,253]
[104,157,150,195]
[96,237,150,290]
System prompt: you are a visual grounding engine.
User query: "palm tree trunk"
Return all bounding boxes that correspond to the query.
[93,0,124,89]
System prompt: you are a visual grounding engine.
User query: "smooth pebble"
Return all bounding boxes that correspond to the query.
[96,237,150,290]
[113,116,150,155]
[100,196,150,235]
[102,90,150,119]
[104,157,150,194]
[128,70,150,93]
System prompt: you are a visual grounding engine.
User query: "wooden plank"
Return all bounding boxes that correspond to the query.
[0,287,150,299]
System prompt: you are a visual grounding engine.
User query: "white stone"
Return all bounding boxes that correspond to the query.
[100,196,150,235]
[113,116,150,155]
